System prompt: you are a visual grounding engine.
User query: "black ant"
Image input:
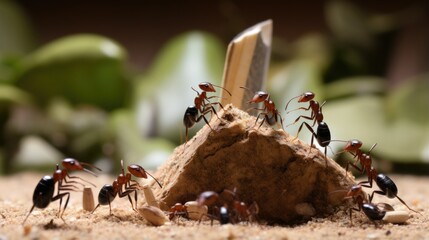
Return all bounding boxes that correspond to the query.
[22,159,100,224]
[285,92,331,163]
[343,184,394,225]
[183,82,231,144]
[92,160,162,215]
[361,172,420,214]
[240,87,284,129]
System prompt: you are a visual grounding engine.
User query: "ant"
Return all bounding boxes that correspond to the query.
[360,172,420,214]
[183,82,231,144]
[196,189,259,224]
[22,158,100,224]
[343,184,394,225]
[240,87,283,129]
[92,160,162,215]
[328,139,377,181]
[284,92,331,163]
[168,203,188,220]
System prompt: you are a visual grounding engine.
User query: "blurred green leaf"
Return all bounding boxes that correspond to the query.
[324,76,385,99]
[325,0,373,49]
[134,31,225,143]
[386,75,429,124]
[0,84,32,109]
[17,34,129,110]
[0,0,35,56]
[323,95,429,162]
[109,109,175,170]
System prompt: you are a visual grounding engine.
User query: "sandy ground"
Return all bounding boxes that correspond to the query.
[0,172,428,240]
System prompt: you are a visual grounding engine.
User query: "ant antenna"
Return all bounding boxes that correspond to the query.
[284,95,302,112]
[211,83,232,96]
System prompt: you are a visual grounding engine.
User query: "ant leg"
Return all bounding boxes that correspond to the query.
[285,106,311,115]
[286,115,313,128]
[394,195,420,214]
[22,205,35,225]
[369,190,385,203]
[92,204,100,214]
[51,192,70,221]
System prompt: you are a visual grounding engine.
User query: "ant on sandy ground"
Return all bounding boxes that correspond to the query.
[92,160,162,215]
[23,158,100,224]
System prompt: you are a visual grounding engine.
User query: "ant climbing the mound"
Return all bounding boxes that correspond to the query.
[183,82,231,144]
[92,160,162,215]
[22,158,100,224]
[240,87,283,129]
[285,92,331,163]
[328,139,377,181]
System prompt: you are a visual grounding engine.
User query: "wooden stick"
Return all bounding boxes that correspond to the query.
[220,19,272,110]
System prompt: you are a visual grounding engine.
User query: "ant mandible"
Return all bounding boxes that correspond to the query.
[284,92,331,163]
[240,87,284,129]
[92,160,162,215]
[183,82,231,144]
[22,158,100,224]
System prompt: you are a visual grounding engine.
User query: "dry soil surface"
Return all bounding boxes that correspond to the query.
[0,172,427,240]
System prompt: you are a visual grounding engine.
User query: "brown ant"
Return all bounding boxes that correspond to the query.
[240,87,284,129]
[183,82,231,144]
[92,160,162,215]
[343,184,394,225]
[285,92,331,163]
[328,139,377,181]
[168,203,188,220]
[196,188,259,224]
[285,91,324,128]
[23,159,100,224]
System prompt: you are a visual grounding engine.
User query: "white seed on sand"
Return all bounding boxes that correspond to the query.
[138,206,169,226]
[184,201,208,220]
[142,185,159,208]
[382,211,409,224]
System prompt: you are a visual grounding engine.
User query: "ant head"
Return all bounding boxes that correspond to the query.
[196,191,219,206]
[344,139,362,152]
[298,92,315,102]
[127,164,148,179]
[249,91,269,103]
[347,185,362,197]
[62,158,83,171]
[198,82,215,92]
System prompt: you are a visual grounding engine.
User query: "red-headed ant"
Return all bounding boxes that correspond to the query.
[183,82,231,144]
[328,139,377,182]
[196,188,259,225]
[343,184,394,225]
[285,92,331,164]
[22,158,100,224]
[92,160,162,215]
[240,87,283,129]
